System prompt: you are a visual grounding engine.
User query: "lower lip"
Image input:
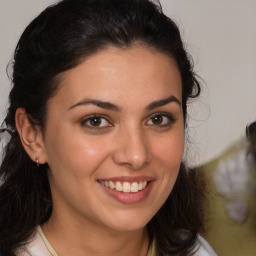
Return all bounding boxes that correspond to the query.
[99,181,154,204]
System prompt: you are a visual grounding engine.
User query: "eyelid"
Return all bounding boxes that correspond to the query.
[145,112,176,126]
[81,114,113,129]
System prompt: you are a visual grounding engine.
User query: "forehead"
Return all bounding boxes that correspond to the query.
[50,46,182,109]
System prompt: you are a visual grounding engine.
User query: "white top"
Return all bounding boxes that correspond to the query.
[15,227,217,256]
[194,235,218,256]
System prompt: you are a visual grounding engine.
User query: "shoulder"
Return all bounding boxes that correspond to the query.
[147,234,217,256]
[15,229,51,256]
[194,235,218,256]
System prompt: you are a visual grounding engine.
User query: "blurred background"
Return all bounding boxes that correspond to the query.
[1,1,256,255]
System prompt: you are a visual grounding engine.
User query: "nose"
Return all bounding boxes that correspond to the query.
[112,128,152,170]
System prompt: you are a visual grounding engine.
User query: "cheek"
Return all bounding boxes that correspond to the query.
[148,132,184,214]
[44,127,109,178]
[154,131,184,169]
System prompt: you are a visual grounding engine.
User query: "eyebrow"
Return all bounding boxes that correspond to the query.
[69,95,181,111]
[69,98,121,111]
[146,95,181,110]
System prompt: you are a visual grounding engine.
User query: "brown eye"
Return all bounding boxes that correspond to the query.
[89,117,102,127]
[81,115,112,129]
[146,113,175,127]
[152,115,163,125]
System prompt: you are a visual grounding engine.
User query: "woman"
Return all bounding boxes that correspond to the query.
[0,0,217,255]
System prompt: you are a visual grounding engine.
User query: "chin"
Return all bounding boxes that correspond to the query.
[104,211,152,232]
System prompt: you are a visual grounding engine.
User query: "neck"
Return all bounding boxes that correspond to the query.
[42,210,150,256]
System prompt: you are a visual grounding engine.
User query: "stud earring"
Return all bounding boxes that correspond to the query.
[36,157,40,167]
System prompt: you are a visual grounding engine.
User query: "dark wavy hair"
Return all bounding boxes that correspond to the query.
[246,121,256,159]
[0,0,203,255]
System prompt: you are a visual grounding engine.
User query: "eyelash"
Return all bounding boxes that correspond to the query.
[81,115,112,129]
[81,113,176,129]
[146,112,176,127]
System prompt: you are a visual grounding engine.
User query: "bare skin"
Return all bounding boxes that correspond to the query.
[16,45,184,256]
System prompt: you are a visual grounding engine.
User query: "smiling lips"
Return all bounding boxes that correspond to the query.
[99,180,148,193]
[98,177,154,203]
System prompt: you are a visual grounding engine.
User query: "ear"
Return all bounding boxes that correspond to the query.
[15,108,47,165]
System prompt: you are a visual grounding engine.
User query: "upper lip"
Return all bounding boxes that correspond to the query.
[97,176,154,182]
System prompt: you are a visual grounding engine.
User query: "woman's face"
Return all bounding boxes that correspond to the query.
[41,46,184,232]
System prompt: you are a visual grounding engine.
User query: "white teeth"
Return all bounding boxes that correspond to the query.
[104,181,110,187]
[123,182,131,192]
[100,180,148,193]
[109,181,115,189]
[115,181,122,191]
[131,182,139,193]
[138,181,143,190]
